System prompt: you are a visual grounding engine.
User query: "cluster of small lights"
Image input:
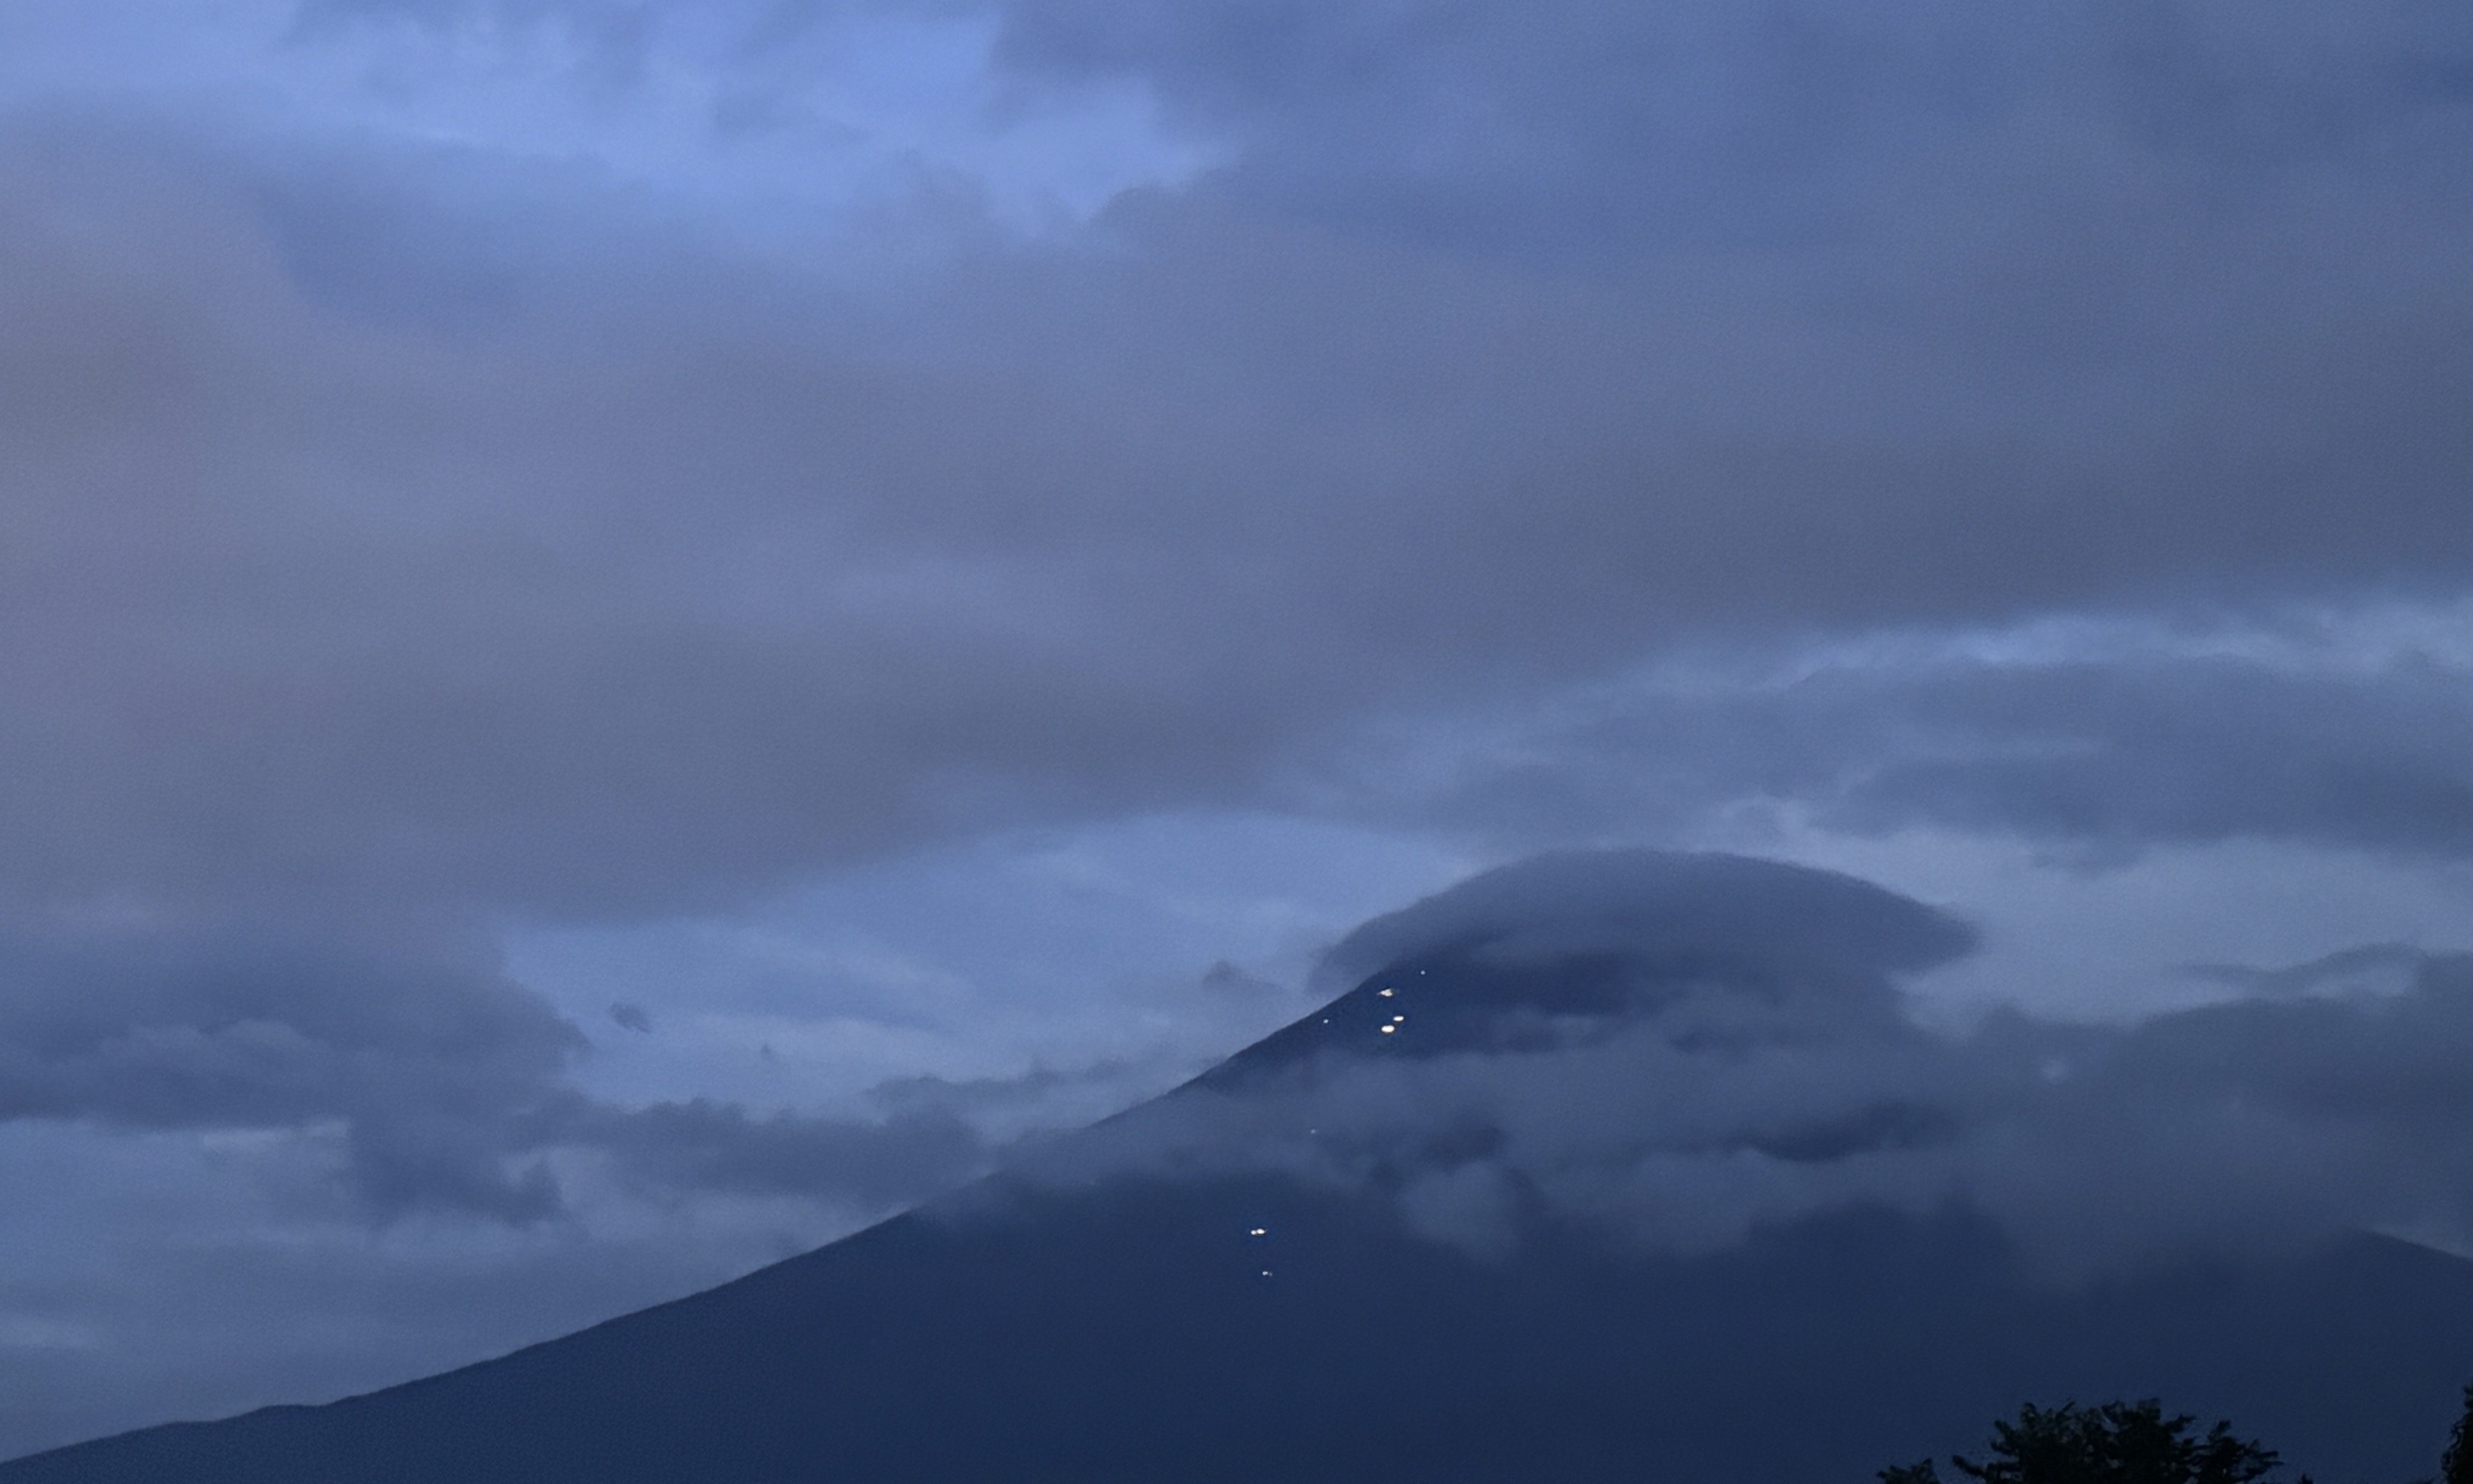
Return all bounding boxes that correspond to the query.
[1377,983,1407,1033]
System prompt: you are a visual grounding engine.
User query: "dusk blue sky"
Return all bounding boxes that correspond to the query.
[2,0,2471,1457]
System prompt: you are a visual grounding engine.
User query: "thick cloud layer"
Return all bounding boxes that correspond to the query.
[1338,606,2473,863]
[0,931,576,1220]
[1316,849,1978,1001]
[1,0,2468,1455]
[3,0,2468,933]
[1068,852,2473,1274]
[991,0,2473,269]
[0,923,1001,1221]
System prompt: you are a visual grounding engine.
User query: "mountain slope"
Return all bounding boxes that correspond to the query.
[9,1176,2472,1483]
[11,853,2473,1483]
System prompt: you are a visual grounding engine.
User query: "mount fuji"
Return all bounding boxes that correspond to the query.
[10,852,2472,1483]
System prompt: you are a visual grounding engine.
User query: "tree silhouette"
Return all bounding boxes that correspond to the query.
[1878,1399,2303,1484]
[2437,1383,2473,1484]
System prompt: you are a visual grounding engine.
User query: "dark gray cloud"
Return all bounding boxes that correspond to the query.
[335,0,2473,242]
[0,929,579,1220]
[4,110,2465,942]
[2184,942,2428,1001]
[0,925,1004,1221]
[1054,851,2473,1273]
[1354,625,2473,862]
[4,0,2466,1241]
[571,1098,990,1207]
[2,1,2467,948]
[1317,848,1978,1000]
[985,0,2473,237]
[0,0,2468,1445]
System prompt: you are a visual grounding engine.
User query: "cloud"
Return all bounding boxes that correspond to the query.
[1328,604,2473,866]
[1050,851,2473,1275]
[0,923,1011,1223]
[0,1,2467,1439]
[0,3,2464,950]
[1314,848,1977,1002]
[0,928,581,1220]
[568,1097,992,1208]
[1822,657,2473,857]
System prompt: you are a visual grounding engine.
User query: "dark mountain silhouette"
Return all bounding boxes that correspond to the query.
[9,853,2473,1483]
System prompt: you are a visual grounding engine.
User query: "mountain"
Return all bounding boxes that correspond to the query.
[10,852,2473,1483]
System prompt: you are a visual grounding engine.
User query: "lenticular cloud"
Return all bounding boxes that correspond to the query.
[1058,851,2473,1275]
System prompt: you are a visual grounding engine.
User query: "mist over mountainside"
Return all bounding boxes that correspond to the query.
[3,2,2469,1454]
[8,851,2473,1483]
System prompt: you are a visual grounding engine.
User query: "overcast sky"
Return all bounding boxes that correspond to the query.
[2,0,2471,1458]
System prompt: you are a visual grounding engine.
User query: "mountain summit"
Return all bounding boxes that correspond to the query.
[10,852,2473,1483]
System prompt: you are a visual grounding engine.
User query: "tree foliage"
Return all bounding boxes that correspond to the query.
[2438,1383,2473,1484]
[1878,1400,2300,1484]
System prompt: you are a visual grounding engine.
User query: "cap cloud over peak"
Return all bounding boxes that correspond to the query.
[0,0,2468,1454]
[1193,851,1978,1069]
[1319,849,1978,1000]
[1080,851,2473,1274]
